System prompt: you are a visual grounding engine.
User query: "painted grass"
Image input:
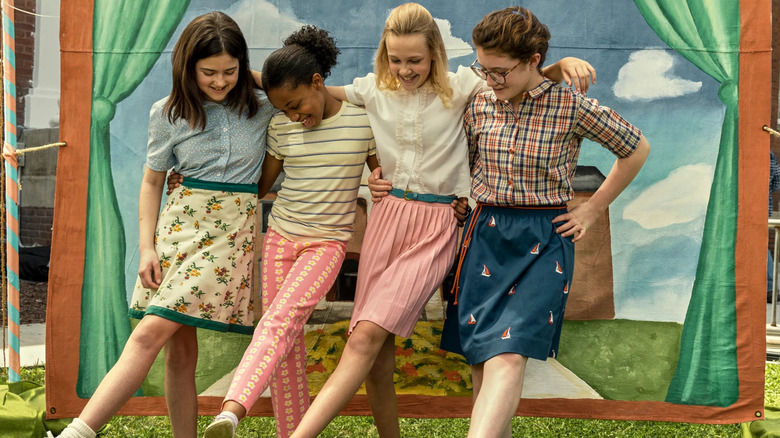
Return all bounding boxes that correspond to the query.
[557,319,684,401]
[4,362,766,437]
[138,318,685,402]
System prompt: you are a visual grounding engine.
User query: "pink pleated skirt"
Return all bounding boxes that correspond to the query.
[349,194,458,338]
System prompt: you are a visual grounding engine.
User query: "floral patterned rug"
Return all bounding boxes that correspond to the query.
[304,320,473,397]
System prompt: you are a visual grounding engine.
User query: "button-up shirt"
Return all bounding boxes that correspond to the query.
[345,66,486,198]
[465,79,642,206]
[146,90,275,185]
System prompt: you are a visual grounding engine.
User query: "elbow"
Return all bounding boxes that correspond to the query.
[633,135,650,164]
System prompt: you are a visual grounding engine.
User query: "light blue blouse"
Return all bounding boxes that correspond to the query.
[145,90,275,185]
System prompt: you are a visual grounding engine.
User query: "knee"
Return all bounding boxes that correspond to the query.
[367,356,395,383]
[126,324,169,355]
[346,323,387,357]
[165,337,198,372]
[486,353,528,377]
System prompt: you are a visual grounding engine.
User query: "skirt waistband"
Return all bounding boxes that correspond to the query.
[389,188,457,204]
[183,177,258,194]
[477,203,567,215]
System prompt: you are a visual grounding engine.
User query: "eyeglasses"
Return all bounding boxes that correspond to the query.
[470,59,522,85]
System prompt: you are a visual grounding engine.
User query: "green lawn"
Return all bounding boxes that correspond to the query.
[4,362,766,437]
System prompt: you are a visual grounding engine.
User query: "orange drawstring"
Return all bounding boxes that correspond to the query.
[450,204,483,305]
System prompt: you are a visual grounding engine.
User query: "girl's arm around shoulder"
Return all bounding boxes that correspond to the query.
[258,152,284,199]
[553,135,650,242]
[138,166,167,289]
[366,154,380,173]
[542,57,597,94]
[326,86,347,102]
[252,70,263,89]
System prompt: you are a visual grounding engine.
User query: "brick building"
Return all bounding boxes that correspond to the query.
[3,1,60,247]
[13,0,36,128]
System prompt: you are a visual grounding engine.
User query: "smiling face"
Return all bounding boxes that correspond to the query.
[195,51,239,103]
[267,78,327,128]
[386,33,432,92]
[476,47,542,106]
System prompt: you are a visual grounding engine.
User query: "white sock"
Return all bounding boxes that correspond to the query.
[214,410,239,429]
[58,418,96,438]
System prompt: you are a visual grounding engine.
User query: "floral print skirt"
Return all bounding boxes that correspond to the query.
[128,179,259,334]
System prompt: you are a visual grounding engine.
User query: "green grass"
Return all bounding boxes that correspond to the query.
[4,362,765,437]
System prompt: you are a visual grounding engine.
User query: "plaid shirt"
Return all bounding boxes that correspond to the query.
[465,79,642,206]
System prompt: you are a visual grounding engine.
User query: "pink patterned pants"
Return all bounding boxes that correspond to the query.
[225,228,345,437]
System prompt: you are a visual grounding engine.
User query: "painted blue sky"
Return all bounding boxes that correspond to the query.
[109,0,725,322]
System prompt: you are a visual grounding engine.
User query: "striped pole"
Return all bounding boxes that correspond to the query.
[2,0,20,383]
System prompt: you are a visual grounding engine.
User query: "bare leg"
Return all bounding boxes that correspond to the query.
[219,401,248,420]
[164,325,198,438]
[470,362,484,405]
[78,316,183,431]
[365,334,399,438]
[467,353,528,438]
[291,321,389,438]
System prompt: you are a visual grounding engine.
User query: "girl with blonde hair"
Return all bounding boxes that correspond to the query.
[290,3,595,437]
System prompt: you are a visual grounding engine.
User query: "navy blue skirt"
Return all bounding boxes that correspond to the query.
[440,204,574,364]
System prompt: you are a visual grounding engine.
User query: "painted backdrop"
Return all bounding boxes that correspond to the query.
[46,0,769,423]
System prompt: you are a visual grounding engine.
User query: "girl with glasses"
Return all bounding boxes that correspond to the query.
[440,7,650,437]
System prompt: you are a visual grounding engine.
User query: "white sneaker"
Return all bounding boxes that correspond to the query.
[203,416,236,438]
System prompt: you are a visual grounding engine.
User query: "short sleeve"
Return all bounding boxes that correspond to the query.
[575,95,641,159]
[265,114,286,160]
[451,65,489,103]
[145,99,176,172]
[344,74,376,106]
[367,135,377,157]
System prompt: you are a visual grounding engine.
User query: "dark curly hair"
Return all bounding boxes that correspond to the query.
[261,25,341,91]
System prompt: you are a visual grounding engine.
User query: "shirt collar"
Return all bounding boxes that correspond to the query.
[488,78,555,104]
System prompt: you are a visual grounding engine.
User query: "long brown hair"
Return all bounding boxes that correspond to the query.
[165,11,259,130]
[472,7,550,74]
[375,3,453,108]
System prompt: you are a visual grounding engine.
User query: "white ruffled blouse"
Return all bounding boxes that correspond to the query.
[344,66,486,198]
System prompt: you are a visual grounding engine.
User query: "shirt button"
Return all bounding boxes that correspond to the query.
[508,180,513,186]
[223,127,228,132]
[509,147,515,154]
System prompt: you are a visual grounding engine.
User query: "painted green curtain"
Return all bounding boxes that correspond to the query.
[77,0,190,396]
[634,0,739,406]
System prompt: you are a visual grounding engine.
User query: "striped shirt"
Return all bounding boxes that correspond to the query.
[266,101,376,242]
[465,79,642,206]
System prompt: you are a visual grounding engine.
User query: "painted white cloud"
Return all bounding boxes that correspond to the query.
[613,50,702,101]
[623,164,713,229]
[434,18,474,60]
[226,1,304,48]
